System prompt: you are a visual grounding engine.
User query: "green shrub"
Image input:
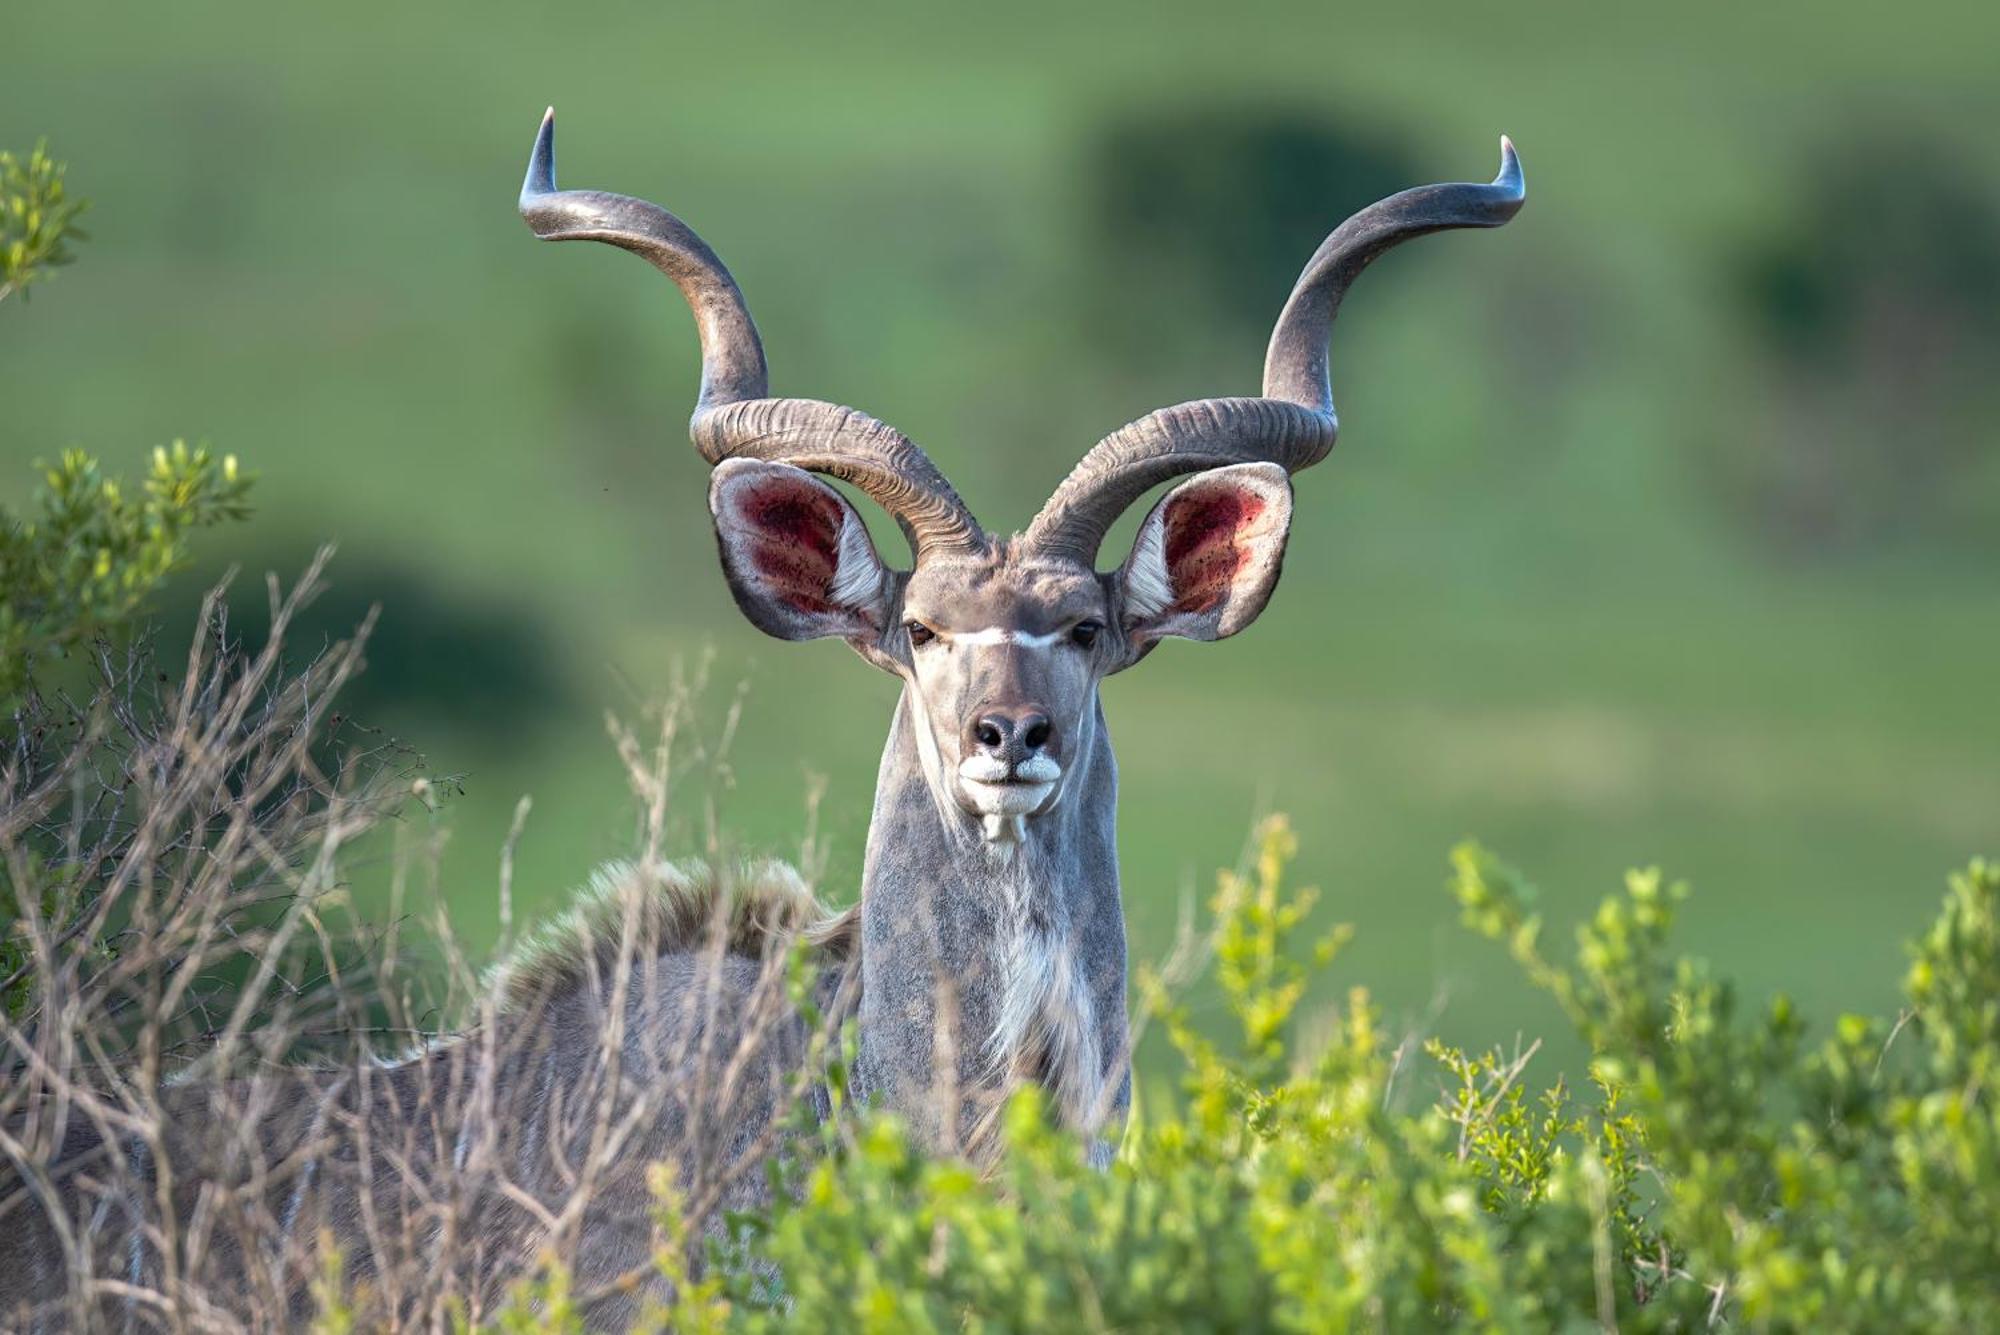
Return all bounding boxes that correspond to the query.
[0,140,88,304]
[0,444,254,703]
[439,820,1999,1332]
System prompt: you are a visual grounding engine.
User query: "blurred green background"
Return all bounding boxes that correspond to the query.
[6,0,1997,1066]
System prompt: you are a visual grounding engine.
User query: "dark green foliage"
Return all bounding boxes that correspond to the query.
[1722,132,2000,552]
[1080,106,1419,379]
[154,554,570,735]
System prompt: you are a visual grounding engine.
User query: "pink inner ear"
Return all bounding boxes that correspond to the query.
[734,478,845,615]
[1163,487,1265,615]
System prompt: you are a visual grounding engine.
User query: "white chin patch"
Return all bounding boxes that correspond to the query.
[961,778,1056,817]
[958,756,1062,842]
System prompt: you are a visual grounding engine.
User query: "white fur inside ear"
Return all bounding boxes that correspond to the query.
[1121,518,1174,625]
[828,508,881,611]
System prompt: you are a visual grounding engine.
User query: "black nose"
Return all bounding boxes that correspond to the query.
[967,707,1054,764]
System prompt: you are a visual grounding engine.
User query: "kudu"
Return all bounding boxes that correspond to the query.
[0,110,1522,1328]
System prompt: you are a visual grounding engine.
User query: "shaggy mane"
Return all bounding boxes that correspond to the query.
[492,858,858,1012]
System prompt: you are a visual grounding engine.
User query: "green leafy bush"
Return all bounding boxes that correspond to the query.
[0,140,88,304]
[435,819,1999,1332]
[0,444,254,702]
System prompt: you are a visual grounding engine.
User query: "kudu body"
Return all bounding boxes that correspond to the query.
[0,111,1522,1327]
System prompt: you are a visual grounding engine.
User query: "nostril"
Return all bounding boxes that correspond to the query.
[975,719,1005,750]
[1022,715,1051,752]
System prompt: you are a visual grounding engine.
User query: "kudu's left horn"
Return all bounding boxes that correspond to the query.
[1025,138,1526,563]
[520,108,985,557]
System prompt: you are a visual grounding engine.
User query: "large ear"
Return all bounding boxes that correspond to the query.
[709,458,892,641]
[1117,461,1294,644]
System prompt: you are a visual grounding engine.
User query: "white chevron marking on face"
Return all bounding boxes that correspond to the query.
[946,627,1066,649]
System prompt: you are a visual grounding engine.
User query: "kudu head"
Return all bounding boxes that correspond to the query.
[520,110,1524,845]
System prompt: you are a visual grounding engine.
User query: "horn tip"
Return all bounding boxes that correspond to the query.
[1495,135,1524,195]
[522,106,559,212]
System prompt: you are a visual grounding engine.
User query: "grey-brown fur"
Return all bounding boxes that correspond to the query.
[491,857,858,1014]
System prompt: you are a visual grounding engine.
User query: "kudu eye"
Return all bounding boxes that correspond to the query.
[1070,620,1102,649]
[905,620,937,648]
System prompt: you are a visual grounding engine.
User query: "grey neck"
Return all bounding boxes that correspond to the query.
[853,691,1130,1156]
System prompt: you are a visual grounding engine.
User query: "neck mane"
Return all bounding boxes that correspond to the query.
[853,690,1129,1158]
